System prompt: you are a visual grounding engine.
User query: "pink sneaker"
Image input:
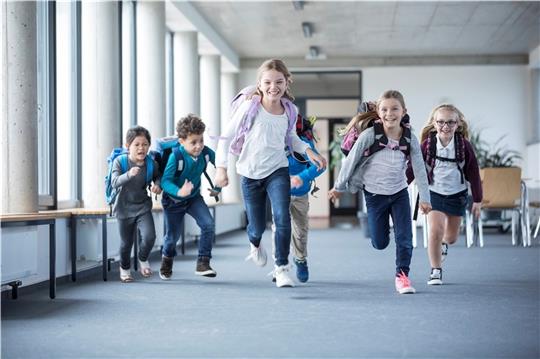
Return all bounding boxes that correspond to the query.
[395,271,416,294]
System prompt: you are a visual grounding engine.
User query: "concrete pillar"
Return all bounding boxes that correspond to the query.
[173,31,199,122]
[1,2,38,213]
[200,55,221,148]
[136,0,165,139]
[81,1,121,208]
[220,72,241,203]
[199,55,221,202]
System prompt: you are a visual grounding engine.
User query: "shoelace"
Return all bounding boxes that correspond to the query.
[267,264,292,278]
[244,246,261,262]
[397,271,412,287]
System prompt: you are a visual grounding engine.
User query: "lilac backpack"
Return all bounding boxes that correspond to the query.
[228,86,298,156]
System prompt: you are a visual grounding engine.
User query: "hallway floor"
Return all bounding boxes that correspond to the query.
[2,225,539,358]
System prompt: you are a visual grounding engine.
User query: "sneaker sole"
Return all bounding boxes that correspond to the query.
[397,287,416,294]
[276,282,294,288]
[427,279,443,285]
[195,270,217,277]
[159,273,172,280]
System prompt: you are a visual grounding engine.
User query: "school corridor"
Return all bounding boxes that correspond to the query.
[2,225,539,359]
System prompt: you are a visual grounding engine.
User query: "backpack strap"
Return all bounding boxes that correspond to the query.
[201,150,219,202]
[171,146,185,179]
[119,154,129,174]
[364,120,411,157]
[144,156,154,184]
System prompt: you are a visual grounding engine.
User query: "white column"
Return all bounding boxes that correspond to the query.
[199,55,221,202]
[220,72,241,203]
[136,0,165,139]
[81,1,121,208]
[1,2,38,213]
[173,31,199,122]
[200,55,221,148]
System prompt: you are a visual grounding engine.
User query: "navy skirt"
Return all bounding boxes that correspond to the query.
[430,190,468,217]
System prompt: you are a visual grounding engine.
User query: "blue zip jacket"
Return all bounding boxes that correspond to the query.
[289,136,325,197]
[161,145,215,201]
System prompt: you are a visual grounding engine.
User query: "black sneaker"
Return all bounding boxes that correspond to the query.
[441,243,448,262]
[195,256,217,277]
[159,256,173,280]
[427,268,443,285]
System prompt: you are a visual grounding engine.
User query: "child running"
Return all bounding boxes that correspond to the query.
[412,104,482,285]
[214,59,326,288]
[111,126,162,283]
[329,90,431,294]
[159,114,218,280]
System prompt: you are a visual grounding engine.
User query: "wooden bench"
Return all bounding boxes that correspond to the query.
[1,211,71,299]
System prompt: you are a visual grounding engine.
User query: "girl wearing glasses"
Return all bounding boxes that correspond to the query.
[413,104,482,285]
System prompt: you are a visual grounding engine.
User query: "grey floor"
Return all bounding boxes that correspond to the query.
[2,224,539,359]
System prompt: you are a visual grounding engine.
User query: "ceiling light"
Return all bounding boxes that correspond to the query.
[309,46,319,58]
[292,1,304,11]
[302,22,313,38]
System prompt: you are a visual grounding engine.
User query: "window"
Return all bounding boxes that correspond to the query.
[37,1,56,209]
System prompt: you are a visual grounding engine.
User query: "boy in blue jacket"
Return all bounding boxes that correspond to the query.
[275,116,325,283]
[160,114,217,280]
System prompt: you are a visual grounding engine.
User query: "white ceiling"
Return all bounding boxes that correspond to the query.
[166,1,540,71]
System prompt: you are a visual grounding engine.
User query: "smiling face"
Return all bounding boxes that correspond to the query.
[180,133,204,157]
[127,135,150,164]
[258,69,288,102]
[377,98,406,131]
[434,109,459,142]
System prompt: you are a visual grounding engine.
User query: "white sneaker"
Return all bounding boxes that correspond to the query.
[274,265,295,288]
[427,268,443,285]
[245,243,267,267]
[441,243,448,262]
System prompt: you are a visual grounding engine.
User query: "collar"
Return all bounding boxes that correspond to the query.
[436,134,455,151]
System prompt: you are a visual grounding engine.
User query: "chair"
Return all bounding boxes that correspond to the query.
[472,167,531,247]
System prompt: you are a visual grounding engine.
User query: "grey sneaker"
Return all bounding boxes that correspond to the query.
[427,268,443,285]
[195,256,217,277]
[441,243,448,262]
[159,256,173,280]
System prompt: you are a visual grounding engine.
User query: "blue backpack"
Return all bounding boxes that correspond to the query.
[152,137,220,202]
[105,148,154,215]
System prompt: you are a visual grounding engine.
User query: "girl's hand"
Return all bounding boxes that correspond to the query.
[151,184,162,195]
[306,148,327,171]
[214,167,229,188]
[328,188,342,203]
[128,167,141,178]
[419,202,432,214]
[291,176,303,189]
[471,202,482,219]
[177,180,193,197]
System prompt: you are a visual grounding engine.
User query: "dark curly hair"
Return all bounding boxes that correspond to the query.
[125,125,151,146]
[176,114,206,139]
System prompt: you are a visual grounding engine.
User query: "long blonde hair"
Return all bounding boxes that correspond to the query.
[254,59,294,101]
[420,104,469,142]
[341,90,406,136]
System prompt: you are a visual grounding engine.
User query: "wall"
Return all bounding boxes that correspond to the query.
[1,203,245,290]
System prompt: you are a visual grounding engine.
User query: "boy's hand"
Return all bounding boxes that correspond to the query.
[291,176,303,189]
[214,167,229,188]
[306,149,327,171]
[471,202,482,219]
[419,202,432,214]
[328,188,342,203]
[177,180,193,197]
[128,167,141,178]
[151,184,162,195]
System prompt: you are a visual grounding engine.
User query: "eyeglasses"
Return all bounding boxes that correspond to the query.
[435,120,457,128]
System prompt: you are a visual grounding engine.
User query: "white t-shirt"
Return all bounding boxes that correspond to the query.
[216,100,309,179]
[430,135,468,195]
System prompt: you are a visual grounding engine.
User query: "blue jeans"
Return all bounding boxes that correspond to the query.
[161,194,215,258]
[364,188,413,276]
[241,167,291,266]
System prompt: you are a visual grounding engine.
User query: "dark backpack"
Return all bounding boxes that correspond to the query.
[425,131,466,184]
[341,101,412,158]
[105,148,154,215]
